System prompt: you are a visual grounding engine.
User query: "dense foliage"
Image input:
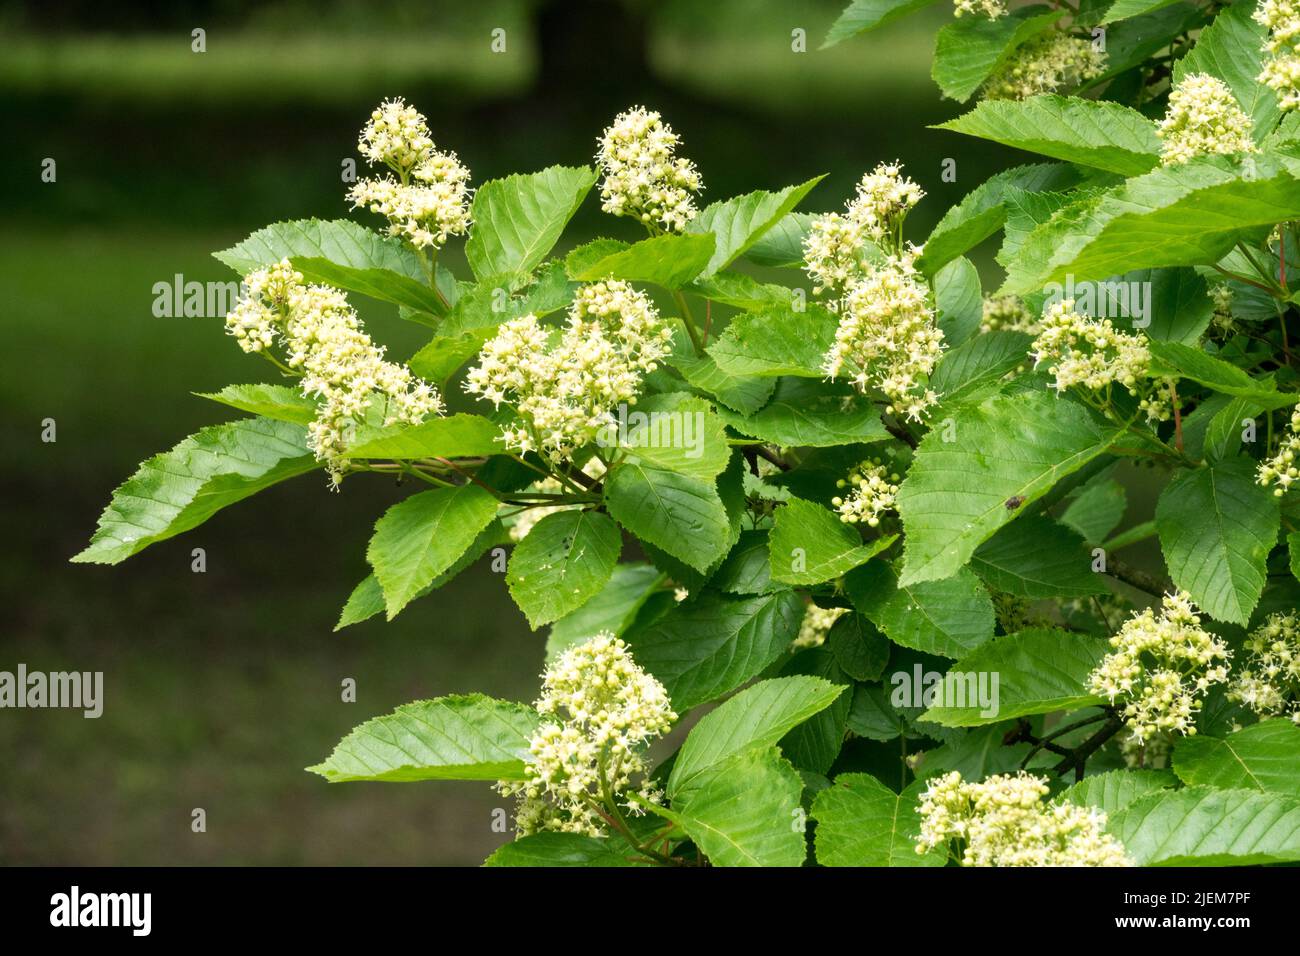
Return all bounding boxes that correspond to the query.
[79,0,1300,866]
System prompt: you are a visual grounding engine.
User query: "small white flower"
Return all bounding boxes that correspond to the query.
[822,247,944,421]
[1030,298,1171,423]
[1157,73,1257,165]
[1228,612,1300,720]
[1258,404,1300,494]
[981,32,1107,101]
[793,603,848,650]
[497,632,676,837]
[917,770,1132,866]
[465,280,672,462]
[831,459,900,527]
[954,0,1007,17]
[1087,591,1231,743]
[225,260,442,483]
[347,98,472,249]
[596,106,702,233]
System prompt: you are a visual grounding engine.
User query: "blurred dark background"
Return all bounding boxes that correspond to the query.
[0,0,1018,864]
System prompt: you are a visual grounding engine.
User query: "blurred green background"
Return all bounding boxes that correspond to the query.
[0,0,1018,865]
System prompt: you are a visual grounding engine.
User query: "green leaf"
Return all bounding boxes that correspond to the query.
[439,260,577,336]
[409,329,494,384]
[709,529,779,595]
[74,417,317,565]
[811,775,945,866]
[668,748,807,867]
[568,232,716,289]
[366,484,501,619]
[822,0,942,46]
[777,649,852,774]
[672,348,778,416]
[1147,339,1300,407]
[1060,476,1127,544]
[1102,0,1184,23]
[769,496,895,585]
[343,413,503,460]
[933,256,983,346]
[1109,786,1300,865]
[290,255,444,317]
[195,383,317,426]
[546,562,665,660]
[1173,719,1300,794]
[464,165,597,282]
[1087,3,1209,84]
[971,515,1107,598]
[707,303,839,378]
[483,832,646,867]
[1290,530,1300,582]
[847,684,915,741]
[1130,267,1214,344]
[685,177,824,277]
[624,589,804,710]
[1173,0,1279,140]
[1155,457,1280,625]
[930,330,1031,404]
[714,378,890,448]
[307,694,539,782]
[1055,768,1178,816]
[668,676,846,797]
[742,212,814,268]
[336,520,503,630]
[828,612,891,681]
[918,627,1108,727]
[685,271,795,311]
[506,510,622,629]
[1204,396,1264,462]
[604,462,733,573]
[897,391,1118,585]
[214,217,424,285]
[845,561,996,659]
[917,162,1084,276]
[999,155,1300,296]
[931,7,1061,103]
[937,95,1161,176]
[618,393,731,480]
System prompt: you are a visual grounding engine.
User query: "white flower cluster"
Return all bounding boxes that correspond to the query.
[1257,404,1300,494]
[225,259,442,480]
[954,0,1007,16]
[823,249,945,421]
[1087,591,1232,743]
[1030,298,1171,422]
[793,603,849,650]
[1157,73,1257,166]
[596,106,702,233]
[916,771,1132,867]
[982,33,1107,101]
[981,295,1041,334]
[803,162,924,295]
[347,98,472,249]
[1257,0,1300,111]
[832,458,901,526]
[498,632,676,837]
[1228,612,1300,724]
[465,280,672,460]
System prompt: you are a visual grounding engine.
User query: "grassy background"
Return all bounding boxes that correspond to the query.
[0,0,1023,865]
